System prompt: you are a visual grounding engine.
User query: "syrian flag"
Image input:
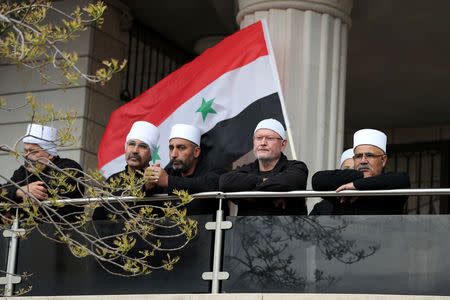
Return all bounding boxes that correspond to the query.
[98,20,290,178]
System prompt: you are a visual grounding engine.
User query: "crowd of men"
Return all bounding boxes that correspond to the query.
[1,119,411,216]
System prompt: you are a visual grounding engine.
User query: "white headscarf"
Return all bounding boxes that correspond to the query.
[254,118,286,140]
[23,124,58,157]
[353,128,387,153]
[169,124,202,146]
[340,148,354,168]
[125,121,160,155]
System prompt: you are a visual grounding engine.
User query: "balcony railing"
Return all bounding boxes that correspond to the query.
[1,189,450,296]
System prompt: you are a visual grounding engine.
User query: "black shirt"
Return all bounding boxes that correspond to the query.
[311,169,411,215]
[219,153,308,215]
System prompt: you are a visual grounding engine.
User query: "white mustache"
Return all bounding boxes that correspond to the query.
[358,163,372,171]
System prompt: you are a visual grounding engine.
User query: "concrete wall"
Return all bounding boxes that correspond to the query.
[82,0,128,171]
[0,0,127,183]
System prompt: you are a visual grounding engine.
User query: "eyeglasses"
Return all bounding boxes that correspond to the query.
[254,136,282,143]
[354,152,384,161]
[127,141,149,150]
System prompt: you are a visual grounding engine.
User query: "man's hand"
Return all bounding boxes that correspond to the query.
[16,181,47,200]
[146,164,169,187]
[336,182,358,204]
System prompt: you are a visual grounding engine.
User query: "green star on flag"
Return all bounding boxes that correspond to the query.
[196,97,217,121]
[152,146,160,164]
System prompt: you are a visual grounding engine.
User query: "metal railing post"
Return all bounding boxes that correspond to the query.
[202,193,232,293]
[0,209,25,296]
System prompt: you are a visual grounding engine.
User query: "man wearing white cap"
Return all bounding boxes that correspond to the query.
[2,123,83,202]
[340,148,354,170]
[219,118,308,215]
[310,148,356,215]
[147,124,225,213]
[148,124,222,192]
[312,128,410,214]
[106,121,160,196]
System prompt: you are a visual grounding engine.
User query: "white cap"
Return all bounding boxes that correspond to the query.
[340,148,354,167]
[23,124,58,157]
[125,121,159,155]
[353,129,387,153]
[254,118,286,140]
[169,124,202,146]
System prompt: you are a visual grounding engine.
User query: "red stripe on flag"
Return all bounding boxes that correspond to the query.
[98,21,268,169]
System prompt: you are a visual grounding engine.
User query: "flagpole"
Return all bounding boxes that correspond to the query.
[286,127,298,160]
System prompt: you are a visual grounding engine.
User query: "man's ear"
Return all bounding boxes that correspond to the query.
[382,155,388,167]
[280,140,287,152]
[193,146,201,159]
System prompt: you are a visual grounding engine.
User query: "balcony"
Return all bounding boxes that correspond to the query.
[1,190,450,298]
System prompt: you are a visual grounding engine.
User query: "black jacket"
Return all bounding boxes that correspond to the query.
[1,157,84,219]
[158,164,226,215]
[219,153,308,215]
[311,169,410,215]
[107,166,154,197]
[2,157,84,201]
[93,166,155,220]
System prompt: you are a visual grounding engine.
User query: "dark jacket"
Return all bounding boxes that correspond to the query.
[1,157,84,218]
[311,169,411,215]
[107,166,154,197]
[158,164,226,215]
[219,153,308,215]
[93,166,155,220]
[2,157,84,201]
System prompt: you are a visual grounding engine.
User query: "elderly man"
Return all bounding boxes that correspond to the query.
[310,148,356,215]
[340,148,354,170]
[312,128,410,215]
[2,123,83,203]
[147,124,224,214]
[219,118,308,215]
[106,121,159,196]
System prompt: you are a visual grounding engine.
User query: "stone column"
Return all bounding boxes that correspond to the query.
[237,0,353,176]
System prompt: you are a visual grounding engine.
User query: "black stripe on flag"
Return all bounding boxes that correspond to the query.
[197,92,286,171]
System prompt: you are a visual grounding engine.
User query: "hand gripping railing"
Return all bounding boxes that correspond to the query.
[2,188,450,295]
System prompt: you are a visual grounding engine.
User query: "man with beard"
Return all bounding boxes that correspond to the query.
[312,129,410,215]
[106,121,159,196]
[147,124,225,214]
[219,119,308,215]
[1,123,83,218]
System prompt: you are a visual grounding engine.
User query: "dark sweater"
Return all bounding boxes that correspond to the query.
[1,157,84,219]
[219,153,308,215]
[2,156,84,201]
[157,164,226,215]
[311,169,410,215]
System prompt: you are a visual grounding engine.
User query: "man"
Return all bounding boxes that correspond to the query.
[309,148,356,215]
[219,118,308,215]
[1,124,84,217]
[312,128,410,215]
[147,124,224,214]
[106,120,159,196]
[340,148,354,170]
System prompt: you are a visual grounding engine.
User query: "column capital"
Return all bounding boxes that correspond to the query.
[237,0,353,25]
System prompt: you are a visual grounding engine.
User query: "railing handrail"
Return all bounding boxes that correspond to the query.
[29,188,450,205]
